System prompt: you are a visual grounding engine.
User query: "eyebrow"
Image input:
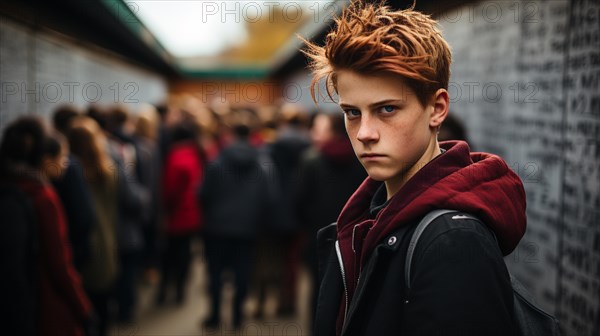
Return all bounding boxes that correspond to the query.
[339,99,405,110]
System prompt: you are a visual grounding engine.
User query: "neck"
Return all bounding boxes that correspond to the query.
[384,139,441,200]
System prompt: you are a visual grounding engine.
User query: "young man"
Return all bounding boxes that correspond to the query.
[199,121,270,330]
[304,2,526,335]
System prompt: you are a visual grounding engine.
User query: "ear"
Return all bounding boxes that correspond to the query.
[429,89,449,128]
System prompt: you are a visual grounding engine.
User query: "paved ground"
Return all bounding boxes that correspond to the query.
[110,247,312,336]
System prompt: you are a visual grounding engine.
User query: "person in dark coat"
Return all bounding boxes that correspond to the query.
[0,117,93,336]
[104,106,150,323]
[51,105,98,271]
[268,104,312,316]
[295,112,366,328]
[133,105,162,283]
[199,123,270,330]
[303,2,525,335]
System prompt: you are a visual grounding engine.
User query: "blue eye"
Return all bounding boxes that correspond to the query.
[381,105,395,113]
[344,109,361,119]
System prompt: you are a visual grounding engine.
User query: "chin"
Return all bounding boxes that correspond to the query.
[364,168,394,182]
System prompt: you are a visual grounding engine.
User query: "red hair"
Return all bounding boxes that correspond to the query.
[303,1,451,106]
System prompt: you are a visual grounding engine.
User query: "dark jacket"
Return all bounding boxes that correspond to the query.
[269,128,311,233]
[200,140,269,240]
[315,141,526,336]
[316,213,519,336]
[52,155,97,270]
[0,183,37,336]
[115,161,149,253]
[135,137,160,229]
[296,136,366,264]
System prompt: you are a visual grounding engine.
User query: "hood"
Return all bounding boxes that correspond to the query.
[338,140,526,262]
[220,141,259,169]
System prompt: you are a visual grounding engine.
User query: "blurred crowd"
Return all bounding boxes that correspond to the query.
[0,96,369,336]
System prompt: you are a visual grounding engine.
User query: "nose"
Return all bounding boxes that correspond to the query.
[356,115,379,144]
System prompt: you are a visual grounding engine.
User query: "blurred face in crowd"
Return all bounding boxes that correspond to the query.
[336,70,448,198]
[311,114,334,148]
[42,144,69,180]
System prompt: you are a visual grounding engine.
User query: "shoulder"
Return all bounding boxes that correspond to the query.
[317,222,337,242]
[0,182,35,211]
[168,145,199,167]
[400,212,517,336]
[205,158,223,174]
[317,223,338,251]
[37,184,63,209]
[412,212,503,267]
[19,180,63,216]
[424,212,496,241]
[17,179,52,201]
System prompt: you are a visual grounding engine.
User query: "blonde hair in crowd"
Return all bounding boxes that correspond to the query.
[68,116,114,183]
[135,104,160,141]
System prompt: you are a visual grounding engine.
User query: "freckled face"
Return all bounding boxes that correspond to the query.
[336,70,442,190]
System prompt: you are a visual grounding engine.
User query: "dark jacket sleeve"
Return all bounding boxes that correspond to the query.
[401,223,518,336]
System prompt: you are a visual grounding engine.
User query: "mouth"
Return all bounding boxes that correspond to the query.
[360,153,386,159]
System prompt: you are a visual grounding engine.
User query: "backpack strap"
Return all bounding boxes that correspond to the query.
[405,209,457,290]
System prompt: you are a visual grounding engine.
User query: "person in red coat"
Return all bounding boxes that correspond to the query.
[157,122,206,304]
[0,117,92,336]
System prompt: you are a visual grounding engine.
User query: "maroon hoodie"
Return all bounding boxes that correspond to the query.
[335,140,527,333]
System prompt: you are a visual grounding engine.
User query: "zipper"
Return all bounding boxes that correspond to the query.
[335,241,349,319]
[351,225,358,253]
[353,225,364,289]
